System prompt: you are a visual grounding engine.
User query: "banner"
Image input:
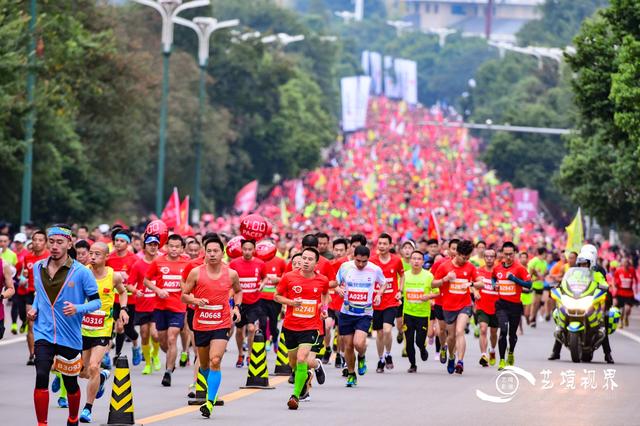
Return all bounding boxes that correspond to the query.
[161,187,181,228]
[513,188,539,222]
[341,76,372,131]
[179,196,189,226]
[396,58,417,105]
[294,180,306,211]
[384,55,400,98]
[234,180,258,214]
[427,211,441,241]
[565,208,584,255]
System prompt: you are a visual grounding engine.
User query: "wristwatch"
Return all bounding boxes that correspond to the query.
[121,306,129,313]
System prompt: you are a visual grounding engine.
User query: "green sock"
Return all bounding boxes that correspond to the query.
[293,362,308,398]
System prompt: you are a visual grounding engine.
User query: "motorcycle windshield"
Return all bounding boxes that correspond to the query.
[563,267,593,297]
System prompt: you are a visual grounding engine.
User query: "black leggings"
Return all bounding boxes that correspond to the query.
[114,304,138,355]
[34,340,80,392]
[404,314,428,367]
[259,299,281,344]
[11,294,27,324]
[496,300,522,359]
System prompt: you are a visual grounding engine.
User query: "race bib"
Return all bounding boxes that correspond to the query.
[450,279,470,295]
[347,290,368,304]
[405,289,424,302]
[482,278,498,295]
[240,279,258,292]
[162,275,181,292]
[82,310,107,330]
[53,354,82,376]
[197,305,224,325]
[498,280,516,296]
[292,299,317,318]
[621,278,631,289]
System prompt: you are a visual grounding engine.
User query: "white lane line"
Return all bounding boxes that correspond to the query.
[618,329,640,344]
[0,335,26,346]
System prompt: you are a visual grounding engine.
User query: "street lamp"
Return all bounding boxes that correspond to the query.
[131,0,210,216]
[173,16,239,223]
[387,20,412,36]
[427,27,456,47]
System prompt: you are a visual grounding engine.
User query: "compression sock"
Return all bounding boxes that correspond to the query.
[206,370,221,403]
[151,340,160,358]
[67,390,81,422]
[142,344,151,365]
[293,362,308,398]
[34,389,49,424]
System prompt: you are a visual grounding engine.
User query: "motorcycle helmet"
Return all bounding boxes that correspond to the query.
[608,307,621,334]
[576,244,598,268]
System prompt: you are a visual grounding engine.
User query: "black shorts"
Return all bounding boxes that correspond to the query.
[82,336,110,351]
[443,305,473,325]
[396,300,404,318]
[186,307,195,330]
[476,309,499,328]
[20,292,35,306]
[282,328,320,351]
[495,299,524,319]
[616,296,637,307]
[135,311,154,326]
[372,307,397,330]
[433,304,444,321]
[34,340,81,372]
[236,302,263,328]
[533,288,544,295]
[193,328,230,347]
[327,309,339,324]
[403,314,428,331]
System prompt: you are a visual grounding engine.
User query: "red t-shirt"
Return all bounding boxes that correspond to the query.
[23,250,50,294]
[107,251,139,305]
[145,254,190,312]
[261,256,286,301]
[229,257,265,305]
[430,256,451,307]
[476,267,499,315]
[614,267,636,298]
[434,260,478,311]
[128,258,155,313]
[492,262,531,304]
[192,265,233,331]
[370,254,404,310]
[277,270,329,332]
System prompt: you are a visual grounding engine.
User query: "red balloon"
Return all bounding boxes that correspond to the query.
[239,214,271,241]
[226,236,243,259]
[255,240,276,262]
[144,220,168,248]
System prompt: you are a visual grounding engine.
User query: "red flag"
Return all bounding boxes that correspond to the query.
[179,196,189,226]
[161,187,180,228]
[427,211,440,242]
[234,180,258,214]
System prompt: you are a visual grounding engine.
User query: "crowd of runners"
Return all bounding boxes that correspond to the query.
[0,221,638,424]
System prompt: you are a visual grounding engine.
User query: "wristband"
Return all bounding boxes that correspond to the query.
[121,306,129,313]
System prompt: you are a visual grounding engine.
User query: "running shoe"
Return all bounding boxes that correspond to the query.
[530,321,537,328]
[321,348,332,364]
[152,356,161,371]
[498,359,506,371]
[287,395,299,410]
[447,357,456,374]
[79,408,92,423]
[27,354,35,366]
[454,360,464,375]
[179,351,188,367]
[101,353,111,370]
[385,355,394,370]
[439,345,447,364]
[96,370,110,399]
[473,326,480,338]
[507,351,515,366]
[407,365,417,373]
[10,323,17,335]
[300,371,312,398]
[342,368,349,377]
[376,360,385,373]
[52,374,61,393]
[187,383,196,399]
[161,371,172,387]
[334,353,343,368]
[235,355,244,368]
[357,356,367,375]
[132,346,142,366]
[200,400,214,418]
[396,331,404,344]
[142,364,152,375]
[20,322,28,334]
[489,351,496,366]
[345,374,357,387]
[315,362,326,385]
[420,347,429,362]
[299,394,311,402]
[479,354,489,367]
[58,397,68,408]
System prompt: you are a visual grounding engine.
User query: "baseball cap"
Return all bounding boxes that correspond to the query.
[144,235,160,245]
[13,233,27,244]
[98,224,110,234]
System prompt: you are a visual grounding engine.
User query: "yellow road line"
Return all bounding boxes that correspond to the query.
[138,376,289,425]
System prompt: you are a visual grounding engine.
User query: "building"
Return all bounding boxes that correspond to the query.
[401,0,544,42]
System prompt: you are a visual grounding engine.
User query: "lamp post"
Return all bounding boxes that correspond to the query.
[131,0,210,216]
[173,16,239,223]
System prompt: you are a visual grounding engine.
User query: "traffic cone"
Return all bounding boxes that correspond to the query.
[187,369,224,406]
[274,331,292,376]
[240,331,274,389]
[102,356,134,425]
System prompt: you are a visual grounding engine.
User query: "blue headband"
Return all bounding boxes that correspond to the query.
[114,233,131,244]
[47,226,72,240]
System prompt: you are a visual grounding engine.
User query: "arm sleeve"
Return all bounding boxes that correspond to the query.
[509,267,532,289]
[76,293,102,314]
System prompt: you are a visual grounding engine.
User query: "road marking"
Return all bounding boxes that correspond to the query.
[0,335,26,346]
[138,376,289,425]
[618,329,640,344]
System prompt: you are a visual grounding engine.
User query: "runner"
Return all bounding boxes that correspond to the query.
[402,250,438,372]
[613,256,637,329]
[323,238,348,366]
[10,232,28,335]
[144,234,190,386]
[492,241,532,370]
[180,237,202,368]
[74,240,91,266]
[396,240,416,347]
[229,239,266,368]
[432,239,482,375]
[274,247,330,409]
[0,256,16,339]
[527,247,548,327]
[259,241,286,352]
[370,233,404,373]
[470,241,486,268]
[106,229,141,366]
[182,237,242,418]
[29,224,101,426]
[431,238,458,364]
[475,247,499,367]
[128,234,161,375]
[316,232,334,260]
[335,245,386,387]
[78,242,129,423]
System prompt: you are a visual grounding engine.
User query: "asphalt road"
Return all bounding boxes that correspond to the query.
[2,308,639,426]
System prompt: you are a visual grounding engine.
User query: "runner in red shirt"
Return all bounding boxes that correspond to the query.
[275,247,330,410]
[182,237,242,418]
[106,229,141,364]
[431,238,458,365]
[128,234,160,375]
[324,237,350,367]
[144,234,190,387]
[229,240,266,368]
[22,230,49,365]
[432,240,482,375]
[259,252,286,350]
[613,257,637,328]
[370,233,404,373]
[492,241,531,370]
[474,247,498,367]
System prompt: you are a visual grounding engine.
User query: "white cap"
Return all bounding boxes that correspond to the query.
[98,224,110,234]
[13,233,27,244]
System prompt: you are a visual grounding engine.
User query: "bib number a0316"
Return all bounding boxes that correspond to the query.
[82,310,107,330]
